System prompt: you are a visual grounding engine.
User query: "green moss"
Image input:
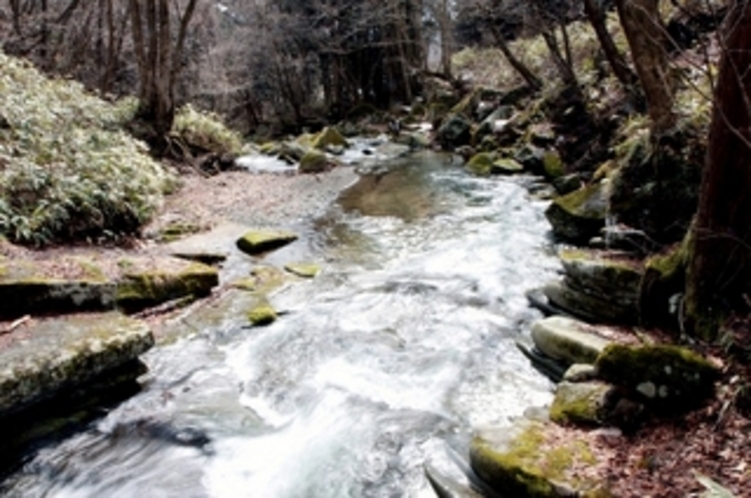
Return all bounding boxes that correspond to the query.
[157,222,202,243]
[596,343,720,408]
[550,382,611,426]
[555,184,607,219]
[247,302,277,326]
[492,158,524,174]
[312,127,348,150]
[299,150,328,173]
[116,264,218,312]
[236,230,298,255]
[471,423,602,497]
[543,150,565,179]
[466,152,494,176]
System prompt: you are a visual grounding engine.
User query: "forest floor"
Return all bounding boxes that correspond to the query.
[2,164,750,496]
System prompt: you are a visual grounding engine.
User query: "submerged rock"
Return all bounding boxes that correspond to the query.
[0,312,153,417]
[531,316,611,365]
[236,229,298,255]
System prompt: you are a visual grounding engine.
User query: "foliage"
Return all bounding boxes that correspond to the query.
[172,104,244,156]
[0,52,174,246]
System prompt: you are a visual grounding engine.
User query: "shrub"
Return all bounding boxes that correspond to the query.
[0,51,174,246]
[172,104,244,156]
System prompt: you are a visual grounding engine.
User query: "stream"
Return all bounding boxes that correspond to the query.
[2,151,559,497]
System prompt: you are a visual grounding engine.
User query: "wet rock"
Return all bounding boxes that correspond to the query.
[247,302,277,326]
[0,312,153,417]
[542,150,565,179]
[466,152,494,176]
[513,144,546,175]
[470,420,607,497]
[544,182,609,243]
[236,229,298,255]
[550,381,615,426]
[299,150,329,173]
[531,316,611,365]
[543,250,643,324]
[595,343,720,411]
[552,174,583,196]
[312,126,348,150]
[562,363,598,383]
[284,263,321,278]
[528,123,556,147]
[492,158,524,175]
[436,114,472,150]
[116,261,218,313]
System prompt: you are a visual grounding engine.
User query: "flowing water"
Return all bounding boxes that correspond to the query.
[2,151,559,497]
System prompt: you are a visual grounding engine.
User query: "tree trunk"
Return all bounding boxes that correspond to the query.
[615,0,676,138]
[583,0,642,107]
[488,24,542,90]
[685,0,751,339]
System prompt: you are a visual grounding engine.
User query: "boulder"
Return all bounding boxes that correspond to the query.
[528,123,556,147]
[542,150,565,179]
[552,174,583,196]
[563,363,598,383]
[596,344,720,410]
[513,144,546,175]
[466,152,494,176]
[312,126,348,150]
[550,381,614,426]
[544,182,609,243]
[470,420,607,497]
[247,302,278,326]
[543,250,643,324]
[531,316,611,365]
[236,229,298,255]
[299,150,329,173]
[492,158,524,175]
[436,114,472,150]
[116,261,219,313]
[0,312,153,417]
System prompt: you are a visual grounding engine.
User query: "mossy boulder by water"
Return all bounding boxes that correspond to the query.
[470,421,606,497]
[531,316,612,365]
[595,344,720,410]
[236,230,298,255]
[299,150,328,173]
[466,152,494,176]
[492,157,524,174]
[546,250,643,324]
[543,150,565,179]
[312,126,348,150]
[544,182,609,243]
[247,302,278,326]
[116,261,218,313]
[0,312,153,417]
[550,381,614,426]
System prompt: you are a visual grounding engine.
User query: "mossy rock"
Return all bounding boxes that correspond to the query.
[247,302,278,326]
[116,262,218,313]
[544,183,608,243]
[231,265,287,293]
[259,141,282,156]
[236,230,298,255]
[550,381,614,426]
[542,280,638,325]
[542,150,565,179]
[552,174,583,196]
[595,343,720,410]
[312,126,348,150]
[531,316,611,365]
[0,258,115,318]
[466,152,494,176]
[278,141,308,163]
[470,421,606,497]
[640,239,689,328]
[284,263,320,278]
[492,157,524,175]
[0,312,153,416]
[299,150,328,173]
[559,250,643,309]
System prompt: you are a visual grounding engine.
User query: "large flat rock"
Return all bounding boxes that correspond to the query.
[0,312,154,417]
[531,316,612,365]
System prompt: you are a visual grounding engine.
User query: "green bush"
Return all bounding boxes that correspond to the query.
[172,104,243,155]
[0,52,174,246]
